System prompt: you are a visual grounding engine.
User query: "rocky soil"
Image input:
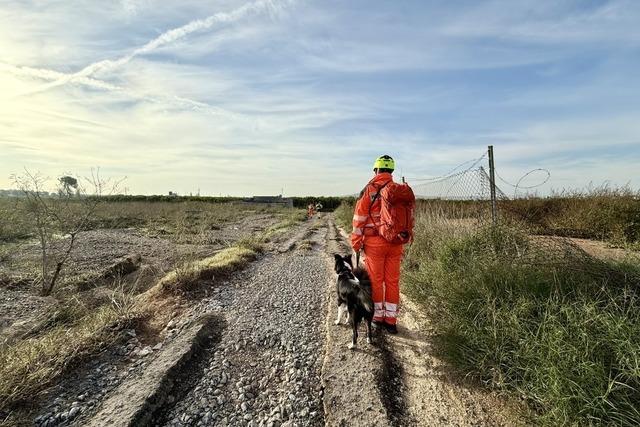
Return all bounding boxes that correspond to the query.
[0,212,284,426]
[7,212,522,427]
[25,215,328,427]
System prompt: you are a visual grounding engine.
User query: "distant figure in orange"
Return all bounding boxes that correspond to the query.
[351,155,415,334]
[307,202,315,219]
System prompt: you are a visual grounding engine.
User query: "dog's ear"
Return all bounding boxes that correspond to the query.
[333,254,343,272]
[345,254,353,266]
[334,254,343,268]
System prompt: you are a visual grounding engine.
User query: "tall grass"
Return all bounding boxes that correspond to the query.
[501,186,640,247]
[404,211,640,425]
[0,199,32,242]
[334,200,354,231]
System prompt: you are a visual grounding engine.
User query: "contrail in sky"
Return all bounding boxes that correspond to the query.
[21,0,291,96]
[0,63,121,92]
[1,61,250,123]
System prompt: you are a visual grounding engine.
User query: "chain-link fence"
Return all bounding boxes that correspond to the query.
[410,153,500,201]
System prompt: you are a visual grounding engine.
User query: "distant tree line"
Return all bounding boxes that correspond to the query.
[99,195,354,211]
[2,191,355,211]
[290,196,355,211]
[96,195,246,203]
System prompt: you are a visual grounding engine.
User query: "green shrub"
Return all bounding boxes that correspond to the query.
[334,200,354,231]
[502,187,640,245]
[404,219,640,425]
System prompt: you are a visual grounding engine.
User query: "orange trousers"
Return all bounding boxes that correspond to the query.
[363,236,403,325]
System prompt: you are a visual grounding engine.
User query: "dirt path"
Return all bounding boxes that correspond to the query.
[25,213,519,427]
[322,219,389,426]
[330,222,520,427]
[57,215,329,427]
[385,299,519,426]
[568,237,640,261]
[156,217,329,426]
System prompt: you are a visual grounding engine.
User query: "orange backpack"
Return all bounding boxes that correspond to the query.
[377,181,416,244]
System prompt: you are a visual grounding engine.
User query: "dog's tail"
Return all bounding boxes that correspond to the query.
[352,267,373,313]
[357,288,374,313]
[353,267,369,282]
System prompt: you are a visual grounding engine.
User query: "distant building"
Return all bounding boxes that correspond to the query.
[0,189,51,197]
[244,195,293,208]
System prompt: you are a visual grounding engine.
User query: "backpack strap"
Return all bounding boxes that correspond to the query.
[367,180,392,228]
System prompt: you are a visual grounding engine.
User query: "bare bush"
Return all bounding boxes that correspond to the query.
[11,169,121,295]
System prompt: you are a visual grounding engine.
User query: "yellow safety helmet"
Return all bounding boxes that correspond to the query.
[373,155,395,171]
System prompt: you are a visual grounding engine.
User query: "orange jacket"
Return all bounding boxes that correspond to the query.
[351,172,394,251]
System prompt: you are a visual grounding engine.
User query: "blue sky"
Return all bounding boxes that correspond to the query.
[1,0,639,196]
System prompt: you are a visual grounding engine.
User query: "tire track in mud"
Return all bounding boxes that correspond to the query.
[323,220,410,426]
[149,317,226,426]
[377,333,410,426]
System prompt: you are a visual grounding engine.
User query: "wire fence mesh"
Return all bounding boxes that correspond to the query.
[404,146,639,275]
[407,150,499,227]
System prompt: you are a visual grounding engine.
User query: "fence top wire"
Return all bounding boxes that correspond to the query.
[495,168,551,197]
[407,152,488,183]
[407,149,550,201]
[409,150,505,201]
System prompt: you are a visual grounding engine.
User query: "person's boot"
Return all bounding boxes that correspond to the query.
[372,320,385,332]
[384,323,398,334]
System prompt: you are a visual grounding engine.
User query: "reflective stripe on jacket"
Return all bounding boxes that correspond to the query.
[351,172,394,251]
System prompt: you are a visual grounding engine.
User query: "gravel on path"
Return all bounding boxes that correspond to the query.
[157,217,328,427]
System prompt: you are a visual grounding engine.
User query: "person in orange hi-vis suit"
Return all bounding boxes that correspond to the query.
[351,155,403,334]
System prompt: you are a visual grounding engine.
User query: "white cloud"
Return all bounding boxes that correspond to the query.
[1,0,639,196]
[21,0,295,96]
[442,0,640,45]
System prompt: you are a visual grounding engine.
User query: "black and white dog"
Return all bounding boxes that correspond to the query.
[334,254,374,349]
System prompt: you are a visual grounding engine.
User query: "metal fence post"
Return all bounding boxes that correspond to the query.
[488,145,497,225]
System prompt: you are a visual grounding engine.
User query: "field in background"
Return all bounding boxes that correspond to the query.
[3,189,640,425]
[501,188,640,249]
[336,192,640,425]
[1,198,292,241]
[0,195,344,244]
[0,197,305,416]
